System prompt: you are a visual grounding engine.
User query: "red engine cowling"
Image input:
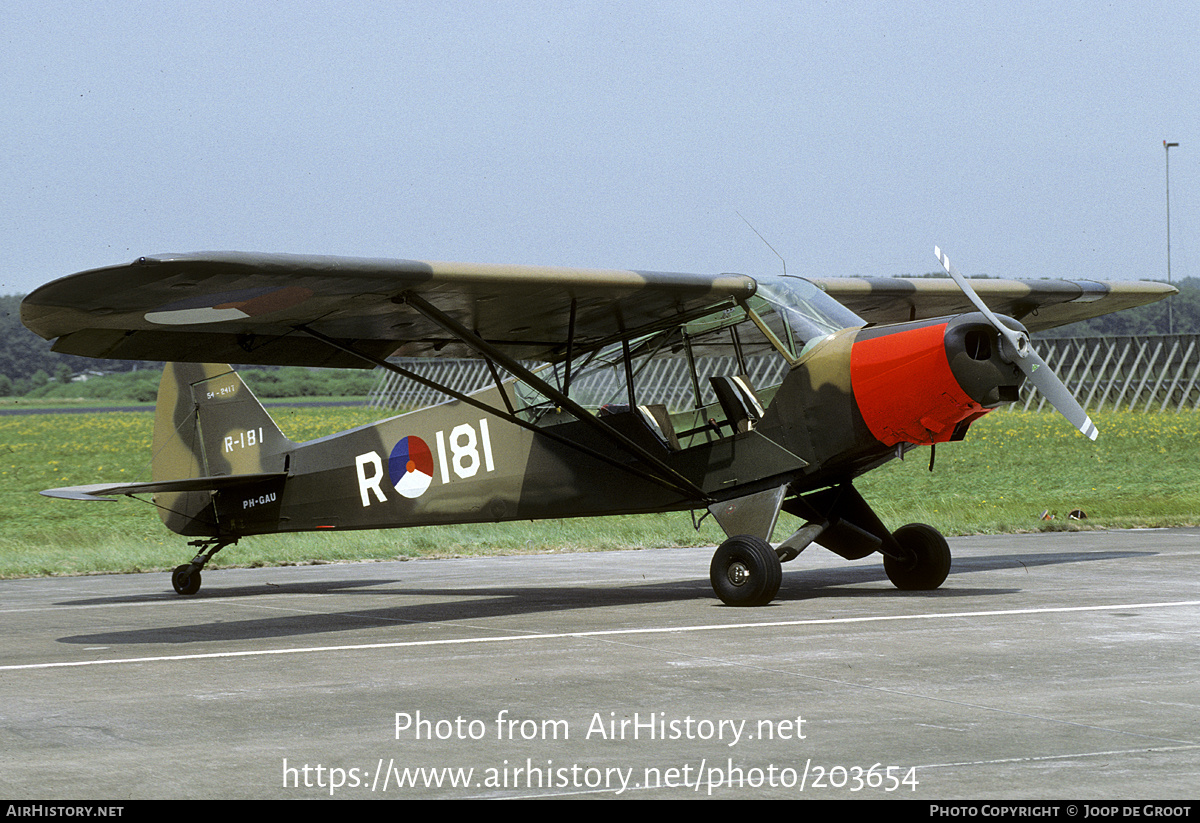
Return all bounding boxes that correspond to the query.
[850,314,1024,447]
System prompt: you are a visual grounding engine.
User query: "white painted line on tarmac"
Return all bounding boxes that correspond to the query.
[922,743,1200,771]
[3,599,1198,671]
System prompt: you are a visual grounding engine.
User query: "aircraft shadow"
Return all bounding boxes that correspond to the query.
[56,549,1150,646]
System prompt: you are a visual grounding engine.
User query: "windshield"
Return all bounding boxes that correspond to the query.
[754,275,865,352]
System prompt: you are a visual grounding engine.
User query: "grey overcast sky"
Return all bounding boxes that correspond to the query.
[2,1,1197,295]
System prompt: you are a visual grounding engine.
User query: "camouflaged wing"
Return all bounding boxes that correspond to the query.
[806,277,1176,332]
[20,252,757,367]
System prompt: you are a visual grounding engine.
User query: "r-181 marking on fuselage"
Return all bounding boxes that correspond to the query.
[355,419,496,507]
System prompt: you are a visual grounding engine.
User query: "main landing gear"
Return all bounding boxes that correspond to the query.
[170,537,237,595]
[883,523,951,591]
[709,535,782,607]
[706,483,952,606]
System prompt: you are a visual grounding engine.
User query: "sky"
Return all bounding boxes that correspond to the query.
[3,1,1197,296]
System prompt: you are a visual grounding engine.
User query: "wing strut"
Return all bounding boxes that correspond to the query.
[562,298,577,398]
[396,291,712,500]
[294,323,712,503]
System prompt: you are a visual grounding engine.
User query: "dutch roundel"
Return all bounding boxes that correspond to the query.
[387,436,434,499]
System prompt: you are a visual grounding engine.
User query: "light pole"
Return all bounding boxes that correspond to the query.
[1165,140,1179,334]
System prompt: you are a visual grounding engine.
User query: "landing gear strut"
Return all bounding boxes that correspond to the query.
[170,537,237,595]
[705,483,955,606]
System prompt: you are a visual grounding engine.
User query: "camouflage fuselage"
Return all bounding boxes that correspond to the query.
[155,309,1022,540]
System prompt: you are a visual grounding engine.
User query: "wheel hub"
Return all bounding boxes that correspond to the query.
[726,561,749,587]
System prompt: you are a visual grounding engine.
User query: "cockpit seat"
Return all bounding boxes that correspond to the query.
[637,403,680,450]
[710,375,765,434]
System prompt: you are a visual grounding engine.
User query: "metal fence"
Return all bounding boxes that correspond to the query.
[366,334,1200,414]
[365,356,790,413]
[1026,334,1200,412]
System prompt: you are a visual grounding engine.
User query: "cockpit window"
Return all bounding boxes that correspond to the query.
[754,276,865,354]
[510,274,866,421]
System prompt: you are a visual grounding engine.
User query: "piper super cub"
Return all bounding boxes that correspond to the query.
[19,247,1174,605]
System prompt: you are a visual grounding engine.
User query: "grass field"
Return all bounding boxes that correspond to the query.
[1,406,1197,578]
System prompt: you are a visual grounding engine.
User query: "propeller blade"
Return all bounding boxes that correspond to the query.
[934,246,1098,441]
[1020,348,1099,441]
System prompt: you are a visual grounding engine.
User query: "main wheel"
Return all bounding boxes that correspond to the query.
[710,535,782,606]
[883,523,951,590]
[172,564,202,595]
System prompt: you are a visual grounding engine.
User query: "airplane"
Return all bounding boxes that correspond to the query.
[19,248,1175,605]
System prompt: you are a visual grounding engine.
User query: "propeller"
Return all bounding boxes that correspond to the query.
[935,246,1098,440]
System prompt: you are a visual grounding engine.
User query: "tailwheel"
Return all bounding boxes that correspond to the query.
[169,536,236,596]
[172,564,202,595]
[883,523,951,590]
[710,535,782,606]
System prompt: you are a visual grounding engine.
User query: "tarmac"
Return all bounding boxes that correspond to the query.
[1,528,1198,800]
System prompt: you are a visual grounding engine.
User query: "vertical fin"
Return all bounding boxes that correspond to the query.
[152,363,292,535]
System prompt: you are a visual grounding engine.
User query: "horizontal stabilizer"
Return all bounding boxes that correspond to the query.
[41,472,288,502]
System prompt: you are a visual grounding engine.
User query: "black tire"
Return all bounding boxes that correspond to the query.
[710,535,782,606]
[172,564,202,595]
[883,523,951,590]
